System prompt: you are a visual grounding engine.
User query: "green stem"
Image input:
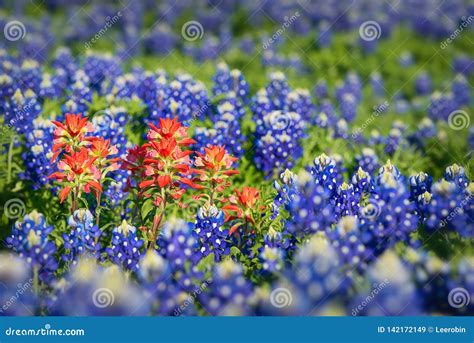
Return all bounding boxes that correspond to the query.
[33,266,39,295]
[7,135,14,184]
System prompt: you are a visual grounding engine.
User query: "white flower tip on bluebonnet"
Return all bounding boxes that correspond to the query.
[432,179,456,195]
[72,258,101,283]
[216,259,242,279]
[337,215,359,235]
[369,250,410,286]
[13,88,24,104]
[68,209,93,227]
[446,163,464,177]
[116,219,135,236]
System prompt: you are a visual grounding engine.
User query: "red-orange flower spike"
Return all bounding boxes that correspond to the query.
[49,148,102,203]
[51,113,93,161]
[195,145,238,175]
[235,186,259,208]
[148,117,196,146]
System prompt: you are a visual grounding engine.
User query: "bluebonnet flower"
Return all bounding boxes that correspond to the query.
[408,118,437,149]
[144,24,177,55]
[355,148,380,175]
[327,216,374,273]
[106,220,144,271]
[64,70,92,113]
[137,250,194,316]
[403,248,452,314]
[4,88,42,135]
[254,110,305,177]
[444,164,469,190]
[452,74,470,107]
[6,211,58,283]
[351,250,422,315]
[414,72,432,96]
[351,167,375,196]
[62,209,101,263]
[193,204,229,262]
[368,129,384,146]
[51,258,148,315]
[370,72,385,98]
[17,59,42,93]
[51,47,77,82]
[409,172,433,201]
[317,21,332,48]
[339,93,357,122]
[428,91,456,122]
[157,219,200,273]
[38,71,64,100]
[268,234,347,315]
[194,96,245,159]
[313,79,329,100]
[271,169,299,219]
[333,118,350,140]
[19,118,56,190]
[359,166,418,252]
[311,153,341,195]
[0,73,15,99]
[212,63,249,103]
[83,52,122,92]
[399,51,414,67]
[198,259,253,315]
[334,182,360,218]
[384,127,406,156]
[424,180,473,238]
[286,172,337,246]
